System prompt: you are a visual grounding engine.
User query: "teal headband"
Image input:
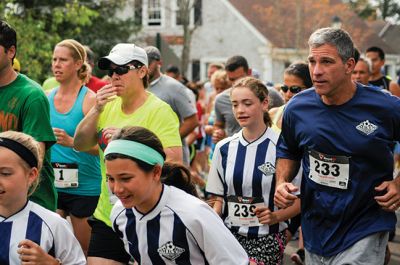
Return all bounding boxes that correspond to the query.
[104,139,164,166]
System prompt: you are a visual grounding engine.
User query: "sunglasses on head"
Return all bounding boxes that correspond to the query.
[281,85,304,94]
[108,65,138,77]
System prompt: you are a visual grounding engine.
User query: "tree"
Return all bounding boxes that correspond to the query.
[0,0,140,83]
[346,0,376,20]
[346,0,400,23]
[75,1,141,77]
[376,0,400,22]
[175,0,201,76]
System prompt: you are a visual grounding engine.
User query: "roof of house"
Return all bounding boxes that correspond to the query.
[367,21,400,54]
[228,0,395,54]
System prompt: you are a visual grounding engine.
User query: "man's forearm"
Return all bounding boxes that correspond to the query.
[276,158,300,184]
[389,81,400,97]
[179,114,199,138]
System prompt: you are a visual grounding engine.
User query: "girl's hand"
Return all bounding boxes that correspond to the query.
[18,240,60,265]
[254,206,278,225]
[53,128,73,147]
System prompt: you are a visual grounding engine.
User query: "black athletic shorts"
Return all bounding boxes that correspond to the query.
[87,217,131,263]
[57,191,99,218]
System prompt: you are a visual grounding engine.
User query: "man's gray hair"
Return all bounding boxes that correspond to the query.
[308,27,354,63]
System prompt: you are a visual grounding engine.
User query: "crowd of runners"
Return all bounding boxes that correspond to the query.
[0,19,399,265]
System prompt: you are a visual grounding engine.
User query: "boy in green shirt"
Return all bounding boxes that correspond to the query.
[0,20,57,211]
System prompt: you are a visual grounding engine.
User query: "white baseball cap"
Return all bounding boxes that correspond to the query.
[98,43,148,70]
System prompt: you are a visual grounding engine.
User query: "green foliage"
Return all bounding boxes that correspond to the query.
[0,0,140,83]
[346,0,400,23]
[377,0,400,21]
[75,1,141,77]
[347,0,376,20]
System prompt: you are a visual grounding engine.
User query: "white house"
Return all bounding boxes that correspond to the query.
[118,0,399,83]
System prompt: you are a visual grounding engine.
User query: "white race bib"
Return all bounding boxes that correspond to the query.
[227,196,264,227]
[308,150,350,189]
[53,163,79,188]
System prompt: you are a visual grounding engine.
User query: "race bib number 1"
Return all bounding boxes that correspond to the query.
[308,150,350,189]
[53,163,79,188]
[227,196,264,227]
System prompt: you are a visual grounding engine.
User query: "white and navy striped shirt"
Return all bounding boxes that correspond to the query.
[0,201,86,265]
[111,185,249,265]
[207,128,300,237]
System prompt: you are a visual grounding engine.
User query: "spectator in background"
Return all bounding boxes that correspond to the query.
[145,46,198,165]
[185,81,207,190]
[269,62,312,129]
[213,55,283,144]
[165,64,180,79]
[84,45,109,93]
[396,69,400,86]
[163,63,197,107]
[366,46,400,96]
[352,57,373,86]
[165,64,190,86]
[0,20,57,211]
[12,58,20,72]
[202,69,231,176]
[204,69,231,154]
[204,62,224,105]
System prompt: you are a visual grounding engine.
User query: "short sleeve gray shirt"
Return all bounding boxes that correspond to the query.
[148,75,197,122]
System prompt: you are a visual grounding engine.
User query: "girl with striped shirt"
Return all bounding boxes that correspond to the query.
[107,126,249,264]
[206,77,301,264]
[0,131,85,265]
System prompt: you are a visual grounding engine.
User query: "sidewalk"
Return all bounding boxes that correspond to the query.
[283,213,400,264]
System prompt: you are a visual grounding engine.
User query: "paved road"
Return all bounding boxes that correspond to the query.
[284,213,400,264]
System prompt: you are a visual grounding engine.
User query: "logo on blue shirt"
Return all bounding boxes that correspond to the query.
[356,120,378,135]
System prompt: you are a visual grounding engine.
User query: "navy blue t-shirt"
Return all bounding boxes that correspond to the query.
[277,83,399,256]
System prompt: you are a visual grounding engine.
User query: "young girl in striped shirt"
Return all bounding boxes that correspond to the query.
[206,77,301,264]
[0,131,85,265]
[107,126,249,264]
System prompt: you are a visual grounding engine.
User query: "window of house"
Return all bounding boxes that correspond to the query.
[147,0,162,26]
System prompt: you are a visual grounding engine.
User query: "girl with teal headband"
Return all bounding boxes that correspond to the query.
[106,126,249,264]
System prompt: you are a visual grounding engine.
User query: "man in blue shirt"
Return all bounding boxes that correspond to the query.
[274,27,400,264]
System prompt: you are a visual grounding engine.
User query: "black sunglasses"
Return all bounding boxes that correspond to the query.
[281,85,304,94]
[108,65,138,77]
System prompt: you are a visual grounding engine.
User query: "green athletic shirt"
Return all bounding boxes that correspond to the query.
[94,92,182,226]
[0,74,57,210]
